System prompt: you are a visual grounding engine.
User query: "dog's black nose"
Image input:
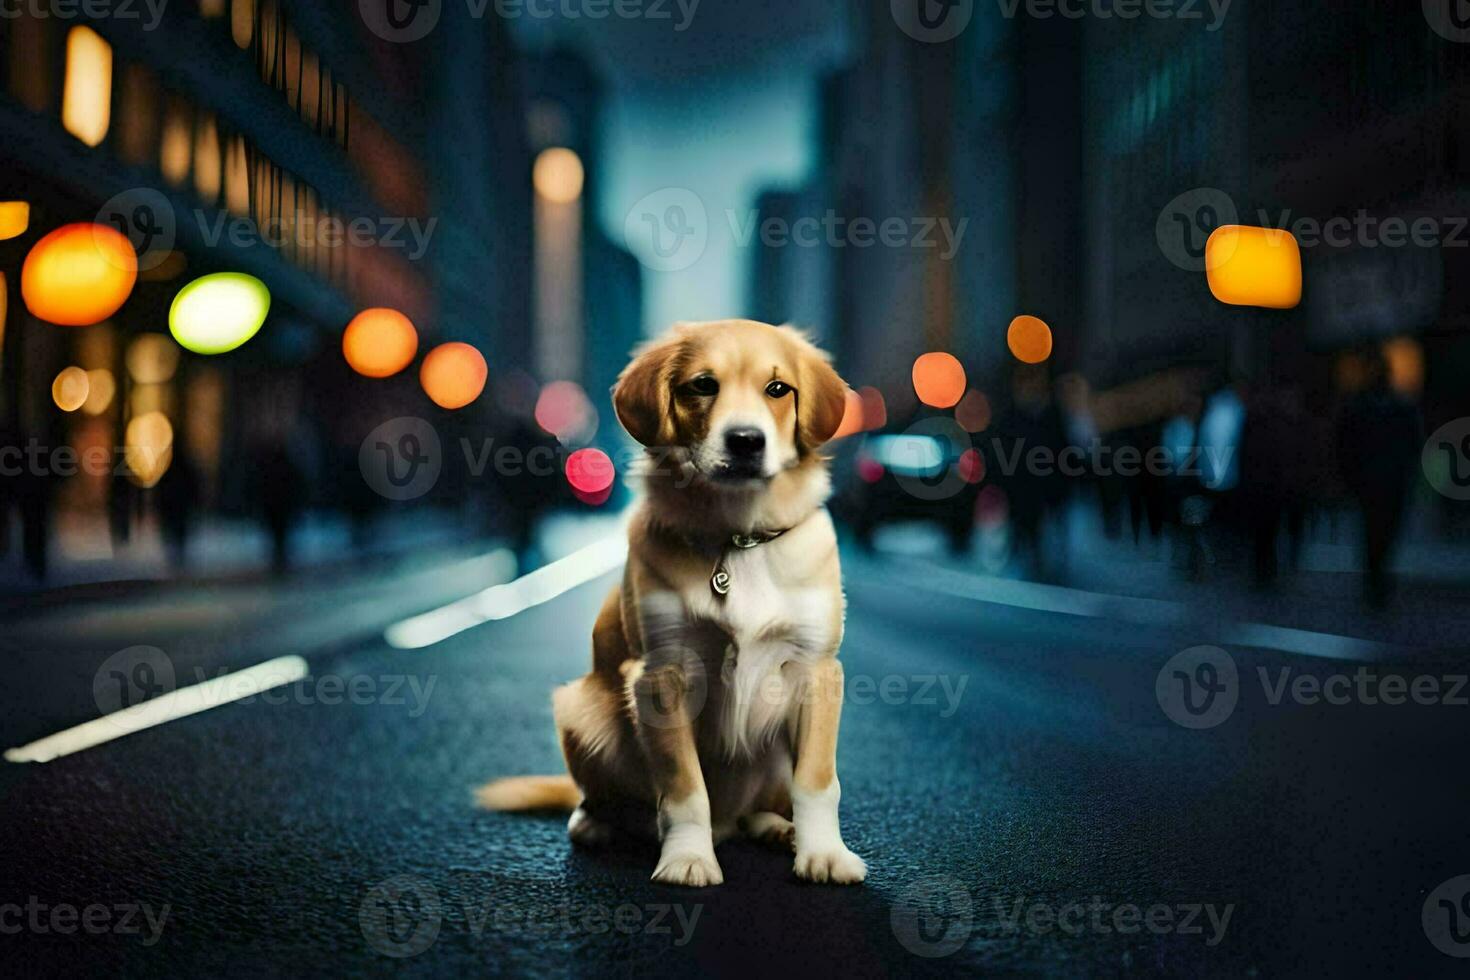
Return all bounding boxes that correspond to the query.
[724,428,766,457]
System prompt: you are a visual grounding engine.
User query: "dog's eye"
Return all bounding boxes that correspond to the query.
[765,380,792,398]
[681,376,719,397]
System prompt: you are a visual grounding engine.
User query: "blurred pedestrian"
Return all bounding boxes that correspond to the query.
[999,366,1067,580]
[252,444,305,576]
[155,447,200,572]
[1240,385,1306,586]
[1334,354,1421,607]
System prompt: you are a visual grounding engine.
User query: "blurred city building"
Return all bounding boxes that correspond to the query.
[522,48,643,459]
[0,0,537,577]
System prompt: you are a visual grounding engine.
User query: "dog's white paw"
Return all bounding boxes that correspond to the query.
[652,849,725,887]
[567,806,614,848]
[794,846,867,885]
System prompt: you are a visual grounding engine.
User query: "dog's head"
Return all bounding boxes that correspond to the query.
[613,320,849,486]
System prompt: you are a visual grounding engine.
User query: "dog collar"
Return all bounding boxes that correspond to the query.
[711,528,789,597]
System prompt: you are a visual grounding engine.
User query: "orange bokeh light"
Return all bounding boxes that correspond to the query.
[832,389,865,440]
[420,342,487,410]
[1205,225,1302,310]
[1007,315,1053,364]
[859,386,887,430]
[343,308,419,378]
[912,352,967,408]
[22,223,138,326]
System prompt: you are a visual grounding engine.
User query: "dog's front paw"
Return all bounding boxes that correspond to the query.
[652,850,724,887]
[794,846,867,885]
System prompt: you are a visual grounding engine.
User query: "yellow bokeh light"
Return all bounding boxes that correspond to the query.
[1383,337,1424,397]
[0,201,29,240]
[160,102,192,186]
[1007,315,1054,365]
[1205,225,1302,310]
[82,368,116,415]
[62,26,112,147]
[534,147,585,204]
[126,333,181,384]
[52,366,90,412]
[194,114,221,201]
[125,411,174,488]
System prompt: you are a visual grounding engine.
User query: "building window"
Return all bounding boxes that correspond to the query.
[61,25,112,147]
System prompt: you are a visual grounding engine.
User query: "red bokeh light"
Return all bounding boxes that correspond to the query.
[958,448,985,484]
[566,448,615,504]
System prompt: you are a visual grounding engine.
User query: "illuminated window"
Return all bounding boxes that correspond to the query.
[194,114,222,202]
[160,98,192,185]
[231,0,255,49]
[62,26,112,147]
[224,135,251,215]
[116,63,160,165]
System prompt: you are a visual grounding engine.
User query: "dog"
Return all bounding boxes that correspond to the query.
[477,319,866,887]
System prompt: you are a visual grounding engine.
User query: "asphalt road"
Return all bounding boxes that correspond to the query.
[3,542,1469,977]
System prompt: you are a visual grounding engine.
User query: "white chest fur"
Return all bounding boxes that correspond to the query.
[671,538,842,759]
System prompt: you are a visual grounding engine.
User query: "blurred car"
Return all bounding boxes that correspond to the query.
[834,431,985,553]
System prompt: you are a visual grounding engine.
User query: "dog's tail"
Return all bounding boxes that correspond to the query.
[475,774,581,812]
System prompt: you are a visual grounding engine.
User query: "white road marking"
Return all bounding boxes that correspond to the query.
[5,655,310,764]
[889,557,1390,662]
[384,537,628,650]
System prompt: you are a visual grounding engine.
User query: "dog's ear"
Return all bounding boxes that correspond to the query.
[613,332,683,447]
[788,330,850,451]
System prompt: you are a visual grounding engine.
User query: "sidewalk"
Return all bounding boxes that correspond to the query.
[0,506,473,596]
[877,502,1470,655]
